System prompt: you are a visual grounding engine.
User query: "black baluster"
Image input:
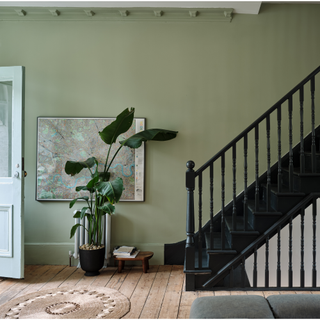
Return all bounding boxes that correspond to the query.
[232,144,237,231]
[311,77,316,173]
[241,256,246,288]
[312,198,317,287]
[186,161,195,274]
[277,226,281,287]
[229,266,234,288]
[244,134,248,231]
[255,125,259,212]
[288,216,293,287]
[210,163,214,250]
[221,153,225,250]
[288,97,294,192]
[300,208,305,288]
[300,87,305,173]
[253,246,258,288]
[266,115,271,212]
[277,106,282,193]
[265,236,269,288]
[198,172,203,270]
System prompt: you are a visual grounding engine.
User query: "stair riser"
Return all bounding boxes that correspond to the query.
[250,214,281,233]
[208,253,237,275]
[282,169,320,193]
[305,153,320,172]
[230,234,259,253]
[282,170,301,192]
[262,187,304,212]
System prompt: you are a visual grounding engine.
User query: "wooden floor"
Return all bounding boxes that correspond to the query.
[0,265,318,319]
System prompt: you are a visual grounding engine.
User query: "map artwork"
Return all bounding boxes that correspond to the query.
[36,117,145,201]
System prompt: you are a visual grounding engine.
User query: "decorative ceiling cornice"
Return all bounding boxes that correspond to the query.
[0,6,234,21]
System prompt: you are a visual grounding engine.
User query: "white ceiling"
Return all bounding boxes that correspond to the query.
[0,1,262,14]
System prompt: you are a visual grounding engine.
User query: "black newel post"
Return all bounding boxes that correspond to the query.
[185,161,196,279]
[185,160,196,291]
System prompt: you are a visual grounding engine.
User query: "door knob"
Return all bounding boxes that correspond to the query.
[14,171,19,178]
[24,171,27,177]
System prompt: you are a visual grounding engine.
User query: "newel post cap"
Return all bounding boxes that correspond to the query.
[186,161,195,170]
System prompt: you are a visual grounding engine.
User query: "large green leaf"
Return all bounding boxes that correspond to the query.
[70,223,83,239]
[98,203,115,215]
[69,197,89,208]
[65,157,96,176]
[96,177,124,204]
[119,129,178,149]
[99,108,135,145]
[86,176,99,189]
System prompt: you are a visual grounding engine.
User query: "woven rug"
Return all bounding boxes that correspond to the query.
[0,286,130,319]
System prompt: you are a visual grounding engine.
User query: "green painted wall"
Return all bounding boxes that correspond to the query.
[1,3,320,265]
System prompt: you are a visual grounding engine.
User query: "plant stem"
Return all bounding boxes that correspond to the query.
[106,145,124,173]
[104,143,113,173]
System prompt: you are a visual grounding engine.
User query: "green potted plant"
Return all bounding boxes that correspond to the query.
[65,108,178,276]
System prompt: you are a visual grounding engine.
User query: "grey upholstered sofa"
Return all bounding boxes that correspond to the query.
[189,294,320,318]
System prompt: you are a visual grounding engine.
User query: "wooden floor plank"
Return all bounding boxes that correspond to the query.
[263,291,281,298]
[59,267,86,287]
[0,265,40,294]
[158,265,185,319]
[247,291,265,297]
[76,272,98,287]
[123,265,159,319]
[41,266,77,290]
[14,265,67,298]
[197,291,214,297]
[0,265,39,295]
[140,265,172,319]
[106,267,131,291]
[178,291,197,319]
[118,267,143,299]
[0,265,52,305]
[90,267,117,287]
[230,290,247,295]
[213,290,231,296]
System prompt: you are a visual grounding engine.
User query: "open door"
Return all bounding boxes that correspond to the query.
[0,66,25,279]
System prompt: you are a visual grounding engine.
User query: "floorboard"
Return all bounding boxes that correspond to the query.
[0,265,318,319]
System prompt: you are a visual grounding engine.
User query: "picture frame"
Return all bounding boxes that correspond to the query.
[36,117,145,202]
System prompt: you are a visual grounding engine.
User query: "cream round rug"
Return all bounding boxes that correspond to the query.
[0,287,130,319]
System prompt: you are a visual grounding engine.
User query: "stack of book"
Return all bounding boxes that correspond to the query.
[113,246,140,258]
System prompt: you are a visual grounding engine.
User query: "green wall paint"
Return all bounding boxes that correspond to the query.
[1,3,320,265]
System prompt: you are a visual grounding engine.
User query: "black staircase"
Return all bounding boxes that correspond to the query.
[166,66,320,291]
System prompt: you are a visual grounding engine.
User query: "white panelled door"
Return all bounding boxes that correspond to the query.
[0,67,25,279]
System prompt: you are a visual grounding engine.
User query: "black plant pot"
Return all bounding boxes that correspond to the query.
[79,247,105,276]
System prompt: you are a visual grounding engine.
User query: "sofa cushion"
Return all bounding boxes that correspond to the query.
[267,294,320,319]
[189,295,275,319]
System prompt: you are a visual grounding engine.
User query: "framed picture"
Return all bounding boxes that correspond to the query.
[36,117,145,202]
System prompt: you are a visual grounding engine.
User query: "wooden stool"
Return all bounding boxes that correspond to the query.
[114,251,154,273]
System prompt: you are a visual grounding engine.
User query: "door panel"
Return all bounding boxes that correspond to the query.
[0,67,25,279]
